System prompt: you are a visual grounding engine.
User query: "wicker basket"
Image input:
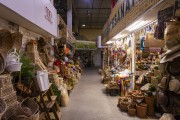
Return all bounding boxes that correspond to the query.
[0,74,12,88]
[1,101,18,120]
[0,53,6,74]
[0,98,7,120]
[6,63,22,72]
[15,111,39,120]
[0,91,17,107]
[128,106,136,116]
[121,98,130,106]
[15,97,39,117]
[0,30,13,54]
[12,32,23,50]
[136,103,147,118]
[132,93,145,103]
[0,85,14,97]
[120,102,128,112]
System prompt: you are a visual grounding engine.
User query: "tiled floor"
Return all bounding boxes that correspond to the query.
[61,68,158,120]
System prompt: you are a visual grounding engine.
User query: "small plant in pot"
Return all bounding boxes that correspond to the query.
[14,55,36,97]
[20,55,35,85]
[148,84,156,96]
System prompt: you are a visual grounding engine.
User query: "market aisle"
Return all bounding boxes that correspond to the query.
[61,68,153,120]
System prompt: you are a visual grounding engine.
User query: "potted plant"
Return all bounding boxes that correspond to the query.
[20,55,35,85]
[13,55,36,96]
[149,84,156,95]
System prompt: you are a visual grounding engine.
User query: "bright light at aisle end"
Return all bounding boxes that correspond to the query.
[82,24,86,27]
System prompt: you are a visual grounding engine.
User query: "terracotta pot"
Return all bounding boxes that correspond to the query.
[136,103,147,118]
[145,96,155,117]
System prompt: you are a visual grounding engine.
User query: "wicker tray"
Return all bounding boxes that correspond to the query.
[0,74,12,88]
[0,85,14,97]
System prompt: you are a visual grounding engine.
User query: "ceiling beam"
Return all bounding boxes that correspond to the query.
[76,8,110,10]
[97,0,104,27]
[79,27,103,29]
[90,0,94,28]
[72,0,77,16]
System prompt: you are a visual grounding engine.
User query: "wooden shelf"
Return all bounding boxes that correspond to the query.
[41,100,56,110]
[39,112,45,120]
[43,95,57,101]
[49,111,62,120]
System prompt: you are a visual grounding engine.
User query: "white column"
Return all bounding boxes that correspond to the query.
[131,33,135,89]
[67,0,72,32]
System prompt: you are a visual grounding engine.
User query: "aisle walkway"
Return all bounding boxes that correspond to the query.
[61,68,155,120]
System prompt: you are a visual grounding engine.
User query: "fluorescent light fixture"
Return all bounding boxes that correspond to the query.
[113,33,128,39]
[106,40,114,44]
[126,20,150,32]
[82,24,86,27]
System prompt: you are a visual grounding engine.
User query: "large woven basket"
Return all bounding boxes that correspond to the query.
[0,53,6,74]
[0,98,7,120]
[15,111,39,120]
[12,32,23,50]
[119,102,128,112]
[1,101,18,120]
[128,106,136,116]
[0,30,13,54]
[0,74,12,88]
[15,97,39,117]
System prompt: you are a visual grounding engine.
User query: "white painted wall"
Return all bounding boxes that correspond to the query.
[1,0,58,37]
[93,49,102,67]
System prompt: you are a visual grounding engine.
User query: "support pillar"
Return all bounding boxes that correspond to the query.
[67,0,72,32]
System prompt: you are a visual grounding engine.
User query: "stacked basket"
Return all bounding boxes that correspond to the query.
[0,74,17,108]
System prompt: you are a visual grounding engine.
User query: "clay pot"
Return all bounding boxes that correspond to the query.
[145,96,155,117]
[136,103,147,118]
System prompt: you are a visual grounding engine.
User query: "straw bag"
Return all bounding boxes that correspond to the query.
[145,33,165,47]
[164,21,180,49]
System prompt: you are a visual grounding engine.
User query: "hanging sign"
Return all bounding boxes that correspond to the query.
[75,40,96,50]
[174,0,180,17]
[158,6,174,23]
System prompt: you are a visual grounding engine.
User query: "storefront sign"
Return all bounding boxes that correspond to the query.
[0,0,58,37]
[102,0,162,42]
[45,6,53,24]
[75,40,96,50]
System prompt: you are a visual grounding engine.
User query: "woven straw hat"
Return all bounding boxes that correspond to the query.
[0,29,13,54]
[169,78,180,94]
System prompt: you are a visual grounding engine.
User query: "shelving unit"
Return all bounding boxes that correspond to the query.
[37,84,61,120]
